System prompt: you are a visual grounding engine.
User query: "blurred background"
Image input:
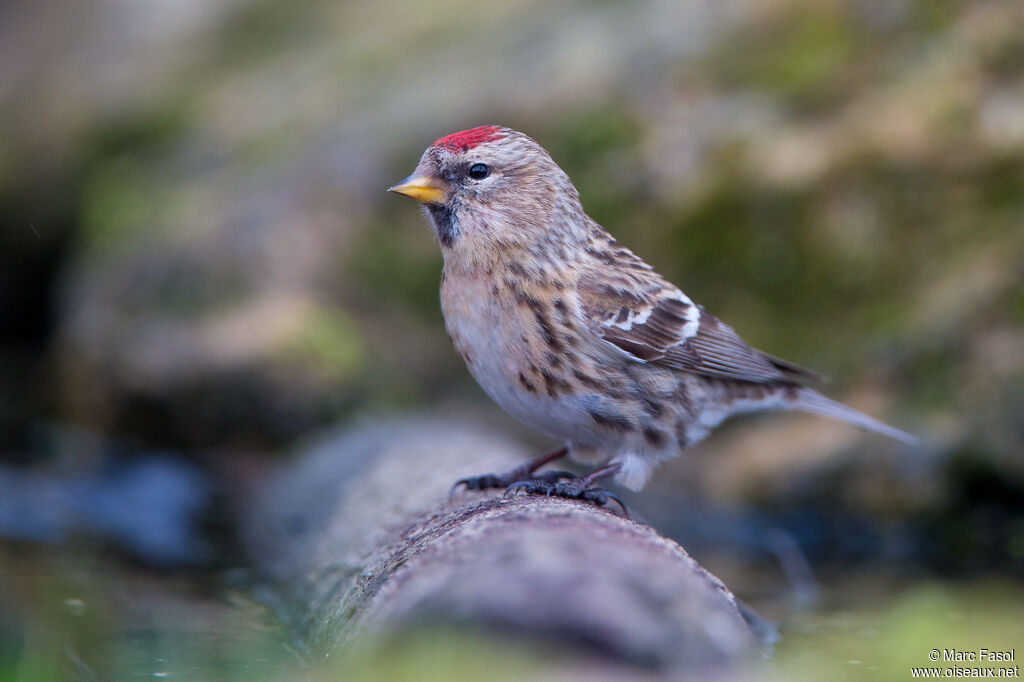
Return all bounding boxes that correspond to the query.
[1,0,1022,679]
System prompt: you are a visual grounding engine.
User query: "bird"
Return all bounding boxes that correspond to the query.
[388,125,916,511]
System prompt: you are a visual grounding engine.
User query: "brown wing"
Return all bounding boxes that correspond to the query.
[662,311,816,384]
[578,266,819,386]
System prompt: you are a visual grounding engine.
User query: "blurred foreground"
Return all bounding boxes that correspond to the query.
[3,542,1023,681]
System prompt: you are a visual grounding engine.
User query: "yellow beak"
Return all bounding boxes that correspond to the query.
[387,173,448,204]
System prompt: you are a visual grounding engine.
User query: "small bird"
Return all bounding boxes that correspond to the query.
[389,126,915,510]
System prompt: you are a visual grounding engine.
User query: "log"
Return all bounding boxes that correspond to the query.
[243,415,760,674]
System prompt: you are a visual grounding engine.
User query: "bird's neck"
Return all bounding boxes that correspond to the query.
[439,198,590,279]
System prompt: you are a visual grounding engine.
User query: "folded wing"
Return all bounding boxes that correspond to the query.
[578,268,819,386]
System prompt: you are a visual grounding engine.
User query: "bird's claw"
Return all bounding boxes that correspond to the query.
[503,479,629,517]
[449,473,501,499]
[450,469,577,500]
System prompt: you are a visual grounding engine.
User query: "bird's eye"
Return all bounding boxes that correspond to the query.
[467,163,490,180]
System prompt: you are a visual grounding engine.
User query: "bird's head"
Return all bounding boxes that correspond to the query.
[388,126,583,259]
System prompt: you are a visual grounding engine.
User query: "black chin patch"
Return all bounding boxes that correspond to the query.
[427,204,458,247]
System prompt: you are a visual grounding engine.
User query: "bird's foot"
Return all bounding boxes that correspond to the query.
[451,467,576,497]
[450,446,571,498]
[503,478,628,517]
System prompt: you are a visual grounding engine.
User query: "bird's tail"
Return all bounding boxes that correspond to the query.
[787,388,918,446]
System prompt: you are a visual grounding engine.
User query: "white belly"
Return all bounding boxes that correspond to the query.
[440,275,605,447]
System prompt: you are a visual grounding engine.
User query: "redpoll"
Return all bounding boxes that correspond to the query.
[389,126,916,510]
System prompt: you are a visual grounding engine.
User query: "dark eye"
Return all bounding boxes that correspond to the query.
[467,163,489,180]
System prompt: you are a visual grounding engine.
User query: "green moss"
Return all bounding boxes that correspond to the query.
[154,268,254,318]
[1012,286,1024,326]
[0,548,297,682]
[88,104,190,161]
[79,156,165,256]
[77,105,191,258]
[346,213,442,320]
[215,0,329,66]
[549,106,640,168]
[902,345,956,411]
[772,583,1024,682]
[659,168,856,360]
[713,4,859,106]
[763,14,855,98]
[281,306,366,382]
[327,628,555,682]
[1007,517,1024,564]
[977,158,1024,213]
[547,106,642,229]
[908,0,960,33]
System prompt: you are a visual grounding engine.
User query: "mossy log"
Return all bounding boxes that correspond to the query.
[243,416,759,674]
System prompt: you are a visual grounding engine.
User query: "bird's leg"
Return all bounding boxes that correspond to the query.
[450,446,575,497]
[504,462,627,516]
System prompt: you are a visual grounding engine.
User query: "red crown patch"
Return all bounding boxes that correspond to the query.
[431,126,504,152]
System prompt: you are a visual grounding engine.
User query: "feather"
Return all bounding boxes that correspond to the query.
[788,389,919,445]
[578,258,817,386]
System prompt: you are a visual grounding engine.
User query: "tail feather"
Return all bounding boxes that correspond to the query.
[788,388,918,446]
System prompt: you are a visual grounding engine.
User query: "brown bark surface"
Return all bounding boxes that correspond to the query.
[243,415,759,672]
